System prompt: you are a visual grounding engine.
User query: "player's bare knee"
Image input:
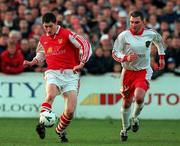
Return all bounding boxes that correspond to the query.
[123,102,131,109]
[122,99,132,108]
[135,98,144,104]
[45,94,55,103]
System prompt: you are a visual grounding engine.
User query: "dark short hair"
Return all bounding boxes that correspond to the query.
[42,12,56,23]
[130,11,144,20]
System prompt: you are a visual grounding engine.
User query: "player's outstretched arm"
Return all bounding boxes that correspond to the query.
[23,59,38,68]
[112,31,138,62]
[159,55,165,70]
[123,53,138,62]
[112,52,138,62]
[152,32,166,70]
[68,32,92,73]
[73,62,85,73]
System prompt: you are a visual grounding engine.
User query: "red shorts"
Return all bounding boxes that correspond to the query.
[120,69,149,99]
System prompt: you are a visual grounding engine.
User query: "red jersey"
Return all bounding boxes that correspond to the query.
[1,50,24,74]
[35,26,92,70]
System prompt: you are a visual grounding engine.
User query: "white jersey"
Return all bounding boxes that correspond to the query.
[112,29,165,71]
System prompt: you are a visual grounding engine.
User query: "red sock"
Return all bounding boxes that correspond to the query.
[56,113,72,133]
[40,102,52,113]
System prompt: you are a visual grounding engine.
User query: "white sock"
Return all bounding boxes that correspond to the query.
[132,102,144,119]
[121,107,131,131]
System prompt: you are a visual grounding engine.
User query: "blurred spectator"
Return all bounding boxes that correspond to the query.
[77,5,87,20]
[28,24,43,40]
[161,30,171,50]
[114,10,128,30]
[13,4,27,29]
[147,14,160,30]
[158,21,171,34]
[160,1,179,30]
[97,0,109,9]
[85,47,106,75]
[28,0,39,9]
[75,26,89,40]
[1,26,10,35]
[108,0,123,11]
[3,9,16,30]
[0,0,179,77]
[18,19,29,38]
[162,31,170,44]
[100,34,113,51]
[111,8,120,24]
[174,0,180,13]
[165,37,180,70]
[30,8,40,22]
[152,0,166,8]
[147,5,157,16]
[103,48,114,73]
[0,39,24,74]
[8,30,21,50]
[17,4,26,20]
[62,10,73,28]
[92,20,109,38]
[64,0,74,13]
[28,38,38,52]
[90,33,99,50]
[0,2,8,12]
[0,34,8,54]
[166,57,176,72]
[172,36,180,68]
[20,39,31,61]
[125,2,136,15]
[113,62,122,73]
[35,4,49,24]
[24,9,36,30]
[88,4,100,28]
[101,6,113,26]
[135,0,147,17]
[111,10,127,39]
[173,20,180,37]
[111,21,126,40]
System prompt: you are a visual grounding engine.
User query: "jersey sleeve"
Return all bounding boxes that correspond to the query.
[112,32,126,62]
[33,42,45,63]
[152,31,166,55]
[68,32,92,64]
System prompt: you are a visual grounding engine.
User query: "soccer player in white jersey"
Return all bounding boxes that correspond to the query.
[112,11,165,142]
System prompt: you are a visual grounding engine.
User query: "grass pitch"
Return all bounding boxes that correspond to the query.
[0,118,179,146]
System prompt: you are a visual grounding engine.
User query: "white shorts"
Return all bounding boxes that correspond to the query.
[44,69,80,93]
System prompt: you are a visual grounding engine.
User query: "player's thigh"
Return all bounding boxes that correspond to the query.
[63,91,77,112]
[46,83,59,98]
[122,95,133,108]
[134,87,146,103]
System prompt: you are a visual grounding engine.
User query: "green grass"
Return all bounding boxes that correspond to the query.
[0,118,180,146]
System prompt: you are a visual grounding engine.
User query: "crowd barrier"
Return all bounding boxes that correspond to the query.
[0,73,179,119]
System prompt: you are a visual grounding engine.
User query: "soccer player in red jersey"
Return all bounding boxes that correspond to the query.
[23,12,92,142]
[112,11,165,142]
